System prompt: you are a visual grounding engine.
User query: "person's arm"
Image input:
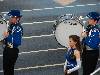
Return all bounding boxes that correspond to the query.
[64,59,67,71]
[81,26,87,38]
[64,59,68,75]
[3,31,9,38]
[13,26,23,46]
[81,31,87,38]
[87,28,100,49]
[67,50,81,74]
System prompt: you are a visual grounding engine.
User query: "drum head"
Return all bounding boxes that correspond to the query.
[55,20,83,47]
[0,19,7,41]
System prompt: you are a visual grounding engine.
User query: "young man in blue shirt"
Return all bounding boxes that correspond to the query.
[3,10,23,75]
[81,12,100,75]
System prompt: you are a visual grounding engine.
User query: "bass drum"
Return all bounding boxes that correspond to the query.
[0,19,7,41]
[54,15,83,47]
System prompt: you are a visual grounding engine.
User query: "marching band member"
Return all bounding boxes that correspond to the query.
[64,35,81,75]
[81,12,100,75]
[3,10,23,75]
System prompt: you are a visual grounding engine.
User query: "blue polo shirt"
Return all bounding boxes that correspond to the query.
[5,23,23,48]
[83,25,100,49]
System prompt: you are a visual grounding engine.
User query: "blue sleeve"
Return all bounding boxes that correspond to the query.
[13,26,23,46]
[85,28,100,49]
[6,34,13,43]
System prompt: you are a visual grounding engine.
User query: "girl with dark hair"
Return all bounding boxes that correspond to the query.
[64,35,81,75]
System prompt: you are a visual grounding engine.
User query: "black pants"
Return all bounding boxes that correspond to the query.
[82,49,99,75]
[3,47,19,75]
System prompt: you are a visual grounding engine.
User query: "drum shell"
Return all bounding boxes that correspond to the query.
[54,19,83,47]
[0,19,7,41]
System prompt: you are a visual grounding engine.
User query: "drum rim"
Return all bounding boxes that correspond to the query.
[0,19,7,24]
[55,19,83,30]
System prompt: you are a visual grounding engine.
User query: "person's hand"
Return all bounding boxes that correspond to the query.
[81,31,87,38]
[3,31,9,37]
[67,70,71,74]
